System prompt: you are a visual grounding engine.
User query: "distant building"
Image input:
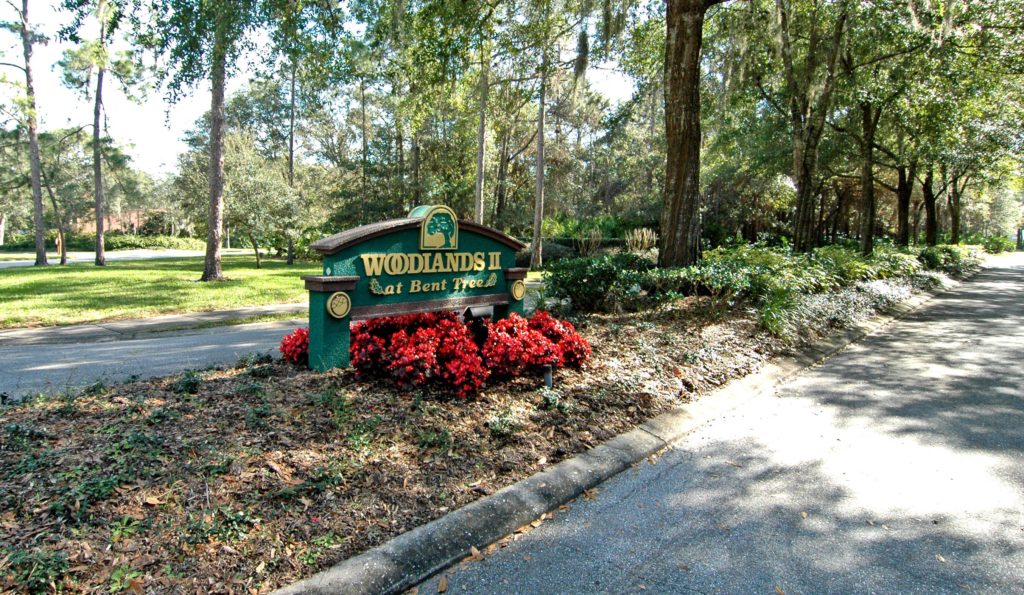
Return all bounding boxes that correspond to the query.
[75,209,167,235]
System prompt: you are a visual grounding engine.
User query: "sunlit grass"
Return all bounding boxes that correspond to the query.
[0,256,319,328]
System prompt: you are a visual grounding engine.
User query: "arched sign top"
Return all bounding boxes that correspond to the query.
[309,211,525,257]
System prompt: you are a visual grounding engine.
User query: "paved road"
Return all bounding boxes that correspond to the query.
[419,252,1024,594]
[0,319,302,401]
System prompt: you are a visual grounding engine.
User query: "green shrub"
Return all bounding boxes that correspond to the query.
[1,232,206,252]
[758,286,801,338]
[982,235,1015,254]
[172,370,203,395]
[870,248,921,279]
[545,253,656,312]
[546,243,924,316]
[99,234,206,251]
[917,245,981,276]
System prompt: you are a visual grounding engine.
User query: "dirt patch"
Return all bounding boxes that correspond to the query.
[1,298,781,593]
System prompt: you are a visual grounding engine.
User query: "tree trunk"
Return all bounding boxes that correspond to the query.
[201,20,228,281]
[659,0,710,268]
[830,183,842,242]
[20,0,46,266]
[858,102,879,256]
[1016,227,1023,250]
[948,176,963,244]
[922,167,939,247]
[93,65,107,265]
[396,119,405,207]
[791,144,820,251]
[911,200,922,244]
[530,61,547,269]
[41,172,67,265]
[895,161,916,247]
[411,133,421,204]
[249,233,261,269]
[286,59,296,266]
[0,212,5,246]
[776,0,847,252]
[474,45,489,225]
[494,133,509,228]
[360,79,368,198]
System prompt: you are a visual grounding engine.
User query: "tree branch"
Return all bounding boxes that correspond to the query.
[0,61,26,73]
[754,77,787,118]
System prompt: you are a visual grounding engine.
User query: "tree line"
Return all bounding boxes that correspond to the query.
[1,0,1022,276]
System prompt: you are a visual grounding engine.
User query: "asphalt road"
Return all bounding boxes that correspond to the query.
[418,251,1024,594]
[0,319,302,401]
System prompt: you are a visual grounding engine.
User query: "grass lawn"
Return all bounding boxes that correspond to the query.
[0,255,320,328]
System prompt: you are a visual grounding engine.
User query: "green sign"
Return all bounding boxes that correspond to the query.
[302,206,528,371]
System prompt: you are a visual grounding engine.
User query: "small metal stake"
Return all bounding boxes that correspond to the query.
[543,365,553,389]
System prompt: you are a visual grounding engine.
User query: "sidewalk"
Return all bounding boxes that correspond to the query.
[0,302,307,346]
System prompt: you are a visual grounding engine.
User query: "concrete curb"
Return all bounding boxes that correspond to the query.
[273,269,978,595]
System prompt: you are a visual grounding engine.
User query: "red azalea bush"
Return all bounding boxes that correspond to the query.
[284,310,589,399]
[279,327,310,364]
[482,313,559,379]
[351,311,489,399]
[528,311,593,367]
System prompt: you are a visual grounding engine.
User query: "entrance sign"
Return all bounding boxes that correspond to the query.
[302,206,528,371]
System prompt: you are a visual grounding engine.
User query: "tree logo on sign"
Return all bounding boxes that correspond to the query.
[419,205,459,250]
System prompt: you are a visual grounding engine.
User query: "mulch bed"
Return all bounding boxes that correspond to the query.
[1,298,780,593]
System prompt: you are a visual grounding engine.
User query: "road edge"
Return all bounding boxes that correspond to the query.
[273,268,980,595]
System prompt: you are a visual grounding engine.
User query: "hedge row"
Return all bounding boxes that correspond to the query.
[1,233,205,252]
[544,243,981,315]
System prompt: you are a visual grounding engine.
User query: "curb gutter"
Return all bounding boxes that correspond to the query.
[274,270,977,595]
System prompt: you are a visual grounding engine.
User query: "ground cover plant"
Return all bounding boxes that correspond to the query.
[0,256,319,328]
[544,243,979,341]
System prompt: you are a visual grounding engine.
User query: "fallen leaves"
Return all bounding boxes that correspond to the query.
[0,305,778,593]
[437,575,448,593]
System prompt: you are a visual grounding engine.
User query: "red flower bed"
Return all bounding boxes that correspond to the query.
[279,327,310,365]
[283,311,589,398]
[528,310,593,367]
